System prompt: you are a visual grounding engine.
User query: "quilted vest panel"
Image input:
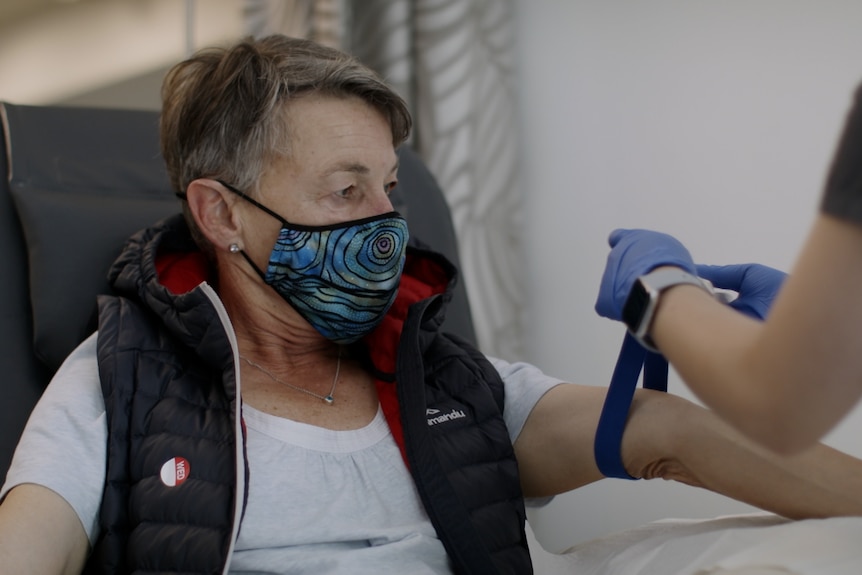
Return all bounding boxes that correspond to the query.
[396,297,532,575]
[87,295,239,574]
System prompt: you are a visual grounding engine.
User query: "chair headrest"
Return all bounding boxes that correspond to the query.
[3,103,177,372]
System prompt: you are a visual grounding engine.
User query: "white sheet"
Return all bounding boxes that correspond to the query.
[527,514,862,575]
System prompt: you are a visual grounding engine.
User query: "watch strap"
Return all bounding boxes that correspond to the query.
[641,267,705,292]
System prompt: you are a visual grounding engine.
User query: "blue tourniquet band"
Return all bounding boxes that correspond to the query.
[593,332,669,480]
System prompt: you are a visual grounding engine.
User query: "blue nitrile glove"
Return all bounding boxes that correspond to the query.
[595,229,697,321]
[695,263,787,320]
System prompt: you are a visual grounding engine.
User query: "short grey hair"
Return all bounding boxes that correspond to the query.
[159,34,412,255]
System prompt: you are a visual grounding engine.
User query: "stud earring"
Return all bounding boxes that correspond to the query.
[229,243,241,254]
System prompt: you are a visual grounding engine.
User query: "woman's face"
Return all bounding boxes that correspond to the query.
[227,94,405,339]
[254,94,399,228]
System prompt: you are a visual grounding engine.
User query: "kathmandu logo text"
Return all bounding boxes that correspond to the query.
[426,407,467,426]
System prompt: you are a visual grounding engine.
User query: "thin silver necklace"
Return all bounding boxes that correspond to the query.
[240,347,342,406]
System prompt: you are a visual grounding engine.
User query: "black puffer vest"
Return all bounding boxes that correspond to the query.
[86,214,532,574]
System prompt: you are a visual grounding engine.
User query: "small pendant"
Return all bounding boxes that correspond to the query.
[324,395,335,405]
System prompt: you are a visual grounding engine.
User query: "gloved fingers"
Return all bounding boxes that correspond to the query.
[729,298,757,317]
[695,264,747,291]
[595,255,625,319]
[608,228,633,248]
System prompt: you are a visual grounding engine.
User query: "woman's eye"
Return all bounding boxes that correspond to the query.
[385,181,398,196]
[335,186,355,199]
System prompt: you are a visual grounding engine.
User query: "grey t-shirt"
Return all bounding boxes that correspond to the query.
[821,83,862,224]
[1,332,562,573]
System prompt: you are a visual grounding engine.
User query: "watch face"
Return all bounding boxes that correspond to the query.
[622,281,651,332]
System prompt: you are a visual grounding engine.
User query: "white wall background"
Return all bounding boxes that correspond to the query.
[516,0,862,553]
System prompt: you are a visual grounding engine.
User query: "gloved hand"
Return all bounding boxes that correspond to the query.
[695,263,787,320]
[595,228,697,321]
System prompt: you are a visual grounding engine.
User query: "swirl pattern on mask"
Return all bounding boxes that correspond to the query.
[265,215,409,343]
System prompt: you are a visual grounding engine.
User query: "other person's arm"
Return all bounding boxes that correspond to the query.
[594,215,862,453]
[595,83,862,453]
[651,213,862,453]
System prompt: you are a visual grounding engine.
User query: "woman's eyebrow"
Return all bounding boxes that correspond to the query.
[323,161,368,176]
[321,159,400,177]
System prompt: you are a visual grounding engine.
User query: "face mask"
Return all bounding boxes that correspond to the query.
[222,181,408,344]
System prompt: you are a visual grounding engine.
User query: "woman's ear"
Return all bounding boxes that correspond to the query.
[185,179,242,251]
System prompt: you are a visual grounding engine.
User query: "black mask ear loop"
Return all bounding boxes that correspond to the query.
[218,180,289,225]
[217,179,285,282]
[237,248,270,282]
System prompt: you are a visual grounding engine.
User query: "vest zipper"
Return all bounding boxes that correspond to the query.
[200,282,245,575]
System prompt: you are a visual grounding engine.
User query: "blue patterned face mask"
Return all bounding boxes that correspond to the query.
[221,181,408,344]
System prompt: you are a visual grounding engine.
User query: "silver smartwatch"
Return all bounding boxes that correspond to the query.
[622,268,713,351]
